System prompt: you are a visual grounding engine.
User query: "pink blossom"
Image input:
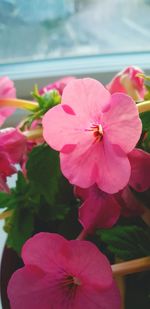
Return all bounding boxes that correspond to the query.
[128,148,150,192]
[39,76,75,96]
[75,186,121,233]
[106,66,146,100]
[8,232,120,309]
[75,148,150,229]
[115,186,144,217]
[0,76,16,126]
[43,78,142,194]
[0,128,26,191]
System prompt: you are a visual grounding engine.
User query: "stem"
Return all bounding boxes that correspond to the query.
[112,256,150,276]
[23,128,43,140]
[137,100,150,113]
[0,210,13,220]
[76,229,88,240]
[0,99,39,111]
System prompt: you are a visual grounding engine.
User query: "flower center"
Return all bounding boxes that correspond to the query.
[91,124,103,141]
[61,274,81,297]
[64,275,81,289]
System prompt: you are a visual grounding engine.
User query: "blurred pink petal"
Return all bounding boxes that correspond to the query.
[8,232,120,309]
[106,66,146,100]
[0,128,26,163]
[0,76,16,126]
[128,148,150,192]
[115,186,144,217]
[0,128,26,191]
[39,76,75,96]
[76,185,120,232]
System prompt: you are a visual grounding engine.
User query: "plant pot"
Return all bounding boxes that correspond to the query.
[0,246,23,309]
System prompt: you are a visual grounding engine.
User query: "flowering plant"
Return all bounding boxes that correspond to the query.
[0,67,150,309]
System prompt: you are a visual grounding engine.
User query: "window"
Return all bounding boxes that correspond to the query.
[0,0,150,96]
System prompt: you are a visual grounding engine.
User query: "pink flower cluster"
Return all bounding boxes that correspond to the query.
[0,67,149,309]
[0,128,26,192]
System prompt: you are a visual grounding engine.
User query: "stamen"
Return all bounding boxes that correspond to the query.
[91,124,103,141]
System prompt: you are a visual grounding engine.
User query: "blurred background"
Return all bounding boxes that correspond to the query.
[0,0,150,98]
[0,0,150,63]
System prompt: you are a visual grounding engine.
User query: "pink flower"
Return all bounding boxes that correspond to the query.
[76,148,150,229]
[115,186,144,217]
[0,76,16,126]
[8,233,120,309]
[39,76,75,96]
[75,185,121,233]
[0,128,26,191]
[128,148,150,192]
[43,78,142,194]
[106,66,146,101]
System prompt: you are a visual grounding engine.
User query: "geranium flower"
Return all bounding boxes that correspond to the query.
[0,128,26,191]
[0,76,16,126]
[43,78,142,194]
[106,66,146,101]
[39,76,75,96]
[75,148,150,231]
[8,233,120,309]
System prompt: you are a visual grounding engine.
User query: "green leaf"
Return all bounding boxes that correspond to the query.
[97,225,150,260]
[140,111,150,131]
[26,144,61,204]
[6,208,34,254]
[0,192,14,209]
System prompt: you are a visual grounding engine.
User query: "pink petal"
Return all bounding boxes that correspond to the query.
[96,139,131,193]
[60,141,99,188]
[42,104,87,152]
[7,265,66,309]
[0,128,26,163]
[115,186,144,217]
[39,76,75,96]
[0,151,16,177]
[8,265,120,309]
[22,232,68,273]
[61,78,111,120]
[0,77,16,98]
[0,77,16,126]
[128,148,150,192]
[103,93,142,153]
[106,75,125,94]
[73,281,121,309]
[74,186,90,201]
[78,186,120,232]
[0,175,9,192]
[64,239,113,290]
[61,138,131,193]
